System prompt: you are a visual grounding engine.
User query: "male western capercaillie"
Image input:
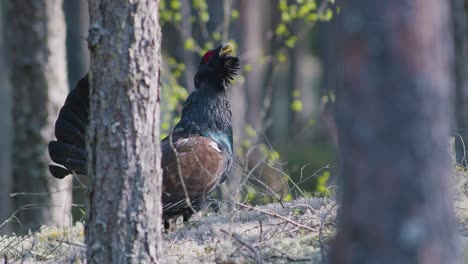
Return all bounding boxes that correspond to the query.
[48,43,239,229]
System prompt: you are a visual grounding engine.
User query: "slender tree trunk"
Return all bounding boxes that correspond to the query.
[453,0,468,165]
[330,0,459,263]
[240,0,263,131]
[64,0,90,86]
[181,0,195,92]
[86,0,162,262]
[0,0,13,232]
[6,0,72,231]
[225,0,246,148]
[466,1,468,66]
[317,9,339,148]
[64,0,90,222]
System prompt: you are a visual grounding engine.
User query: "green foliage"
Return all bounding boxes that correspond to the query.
[272,0,336,62]
[291,100,303,112]
[193,0,209,22]
[160,0,182,24]
[160,56,188,138]
[277,52,287,62]
[291,89,303,112]
[211,32,222,41]
[230,9,239,19]
[170,0,181,10]
[244,186,257,202]
[315,170,331,196]
[245,124,257,138]
[285,36,298,48]
[308,118,316,127]
[259,144,281,165]
[184,38,196,51]
[275,24,288,36]
[284,143,334,197]
[283,193,293,202]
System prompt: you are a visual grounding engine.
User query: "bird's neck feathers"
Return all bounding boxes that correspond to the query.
[175,85,232,134]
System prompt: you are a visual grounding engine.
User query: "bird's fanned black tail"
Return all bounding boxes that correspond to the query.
[48,75,89,178]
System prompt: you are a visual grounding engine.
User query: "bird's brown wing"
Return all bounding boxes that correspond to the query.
[161,134,230,216]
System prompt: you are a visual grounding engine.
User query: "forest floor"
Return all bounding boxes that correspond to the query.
[0,169,466,263]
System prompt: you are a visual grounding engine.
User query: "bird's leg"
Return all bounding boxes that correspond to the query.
[164,218,178,232]
[164,218,171,232]
[183,211,193,223]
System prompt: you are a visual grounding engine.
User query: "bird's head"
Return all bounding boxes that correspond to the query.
[194,43,240,90]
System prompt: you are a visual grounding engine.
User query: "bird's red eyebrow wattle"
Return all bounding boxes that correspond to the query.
[202,51,215,63]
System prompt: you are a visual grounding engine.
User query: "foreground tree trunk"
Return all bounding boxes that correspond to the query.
[6,0,72,231]
[86,0,162,262]
[330,0,458,263]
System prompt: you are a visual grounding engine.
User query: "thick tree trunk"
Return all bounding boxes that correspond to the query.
[6,0,72,231]
[86,0,162,262]
[0,0,13,232]
[330,1,458,263]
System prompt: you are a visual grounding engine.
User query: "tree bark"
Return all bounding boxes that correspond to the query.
[6,0,72,231]
[64,0,90,86]
[64,0,90,222]
[0,0,13,232]
[86,0,162,262]
[453,0,468,165]
[180,0,196,92]
[317,8,339,148]
[330,0,459,263]
[240,0,263,131]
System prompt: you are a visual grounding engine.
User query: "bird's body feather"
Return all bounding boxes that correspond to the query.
[161,135,230,217]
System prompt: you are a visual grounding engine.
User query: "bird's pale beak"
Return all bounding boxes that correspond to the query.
[219,43,234,57]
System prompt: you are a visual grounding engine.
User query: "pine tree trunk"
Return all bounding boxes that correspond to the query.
[64,0,90,222]
[330,0,459,263]
[6,0,72,231]
[453,0,468,165]
[180,0,195,92]
[241,0,263,131]
[64,0,90,86]
[0,0,13,232]
[86,0,162,262]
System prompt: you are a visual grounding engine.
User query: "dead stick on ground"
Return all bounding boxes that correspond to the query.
[219,229,264,264]
[235,202,317,232]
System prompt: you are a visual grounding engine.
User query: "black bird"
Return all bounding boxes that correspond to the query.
[48,43,239,229]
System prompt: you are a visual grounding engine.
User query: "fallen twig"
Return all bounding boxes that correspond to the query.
[235,202,317,232]
[219,229,264,264]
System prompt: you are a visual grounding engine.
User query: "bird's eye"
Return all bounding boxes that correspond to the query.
[202,51,215,63]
